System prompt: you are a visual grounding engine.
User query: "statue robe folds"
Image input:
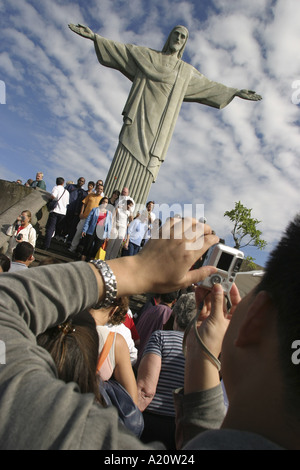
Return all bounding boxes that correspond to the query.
[94,35,238,203]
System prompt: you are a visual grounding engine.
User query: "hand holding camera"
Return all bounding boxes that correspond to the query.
[198,243,244,295]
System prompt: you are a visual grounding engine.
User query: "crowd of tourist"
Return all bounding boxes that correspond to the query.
[42,175,158,261]
[1,172,300,451]
[7,173,158,263]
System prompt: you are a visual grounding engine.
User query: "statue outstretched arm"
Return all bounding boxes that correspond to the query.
[68,23,95,41]
[235,89,262,101]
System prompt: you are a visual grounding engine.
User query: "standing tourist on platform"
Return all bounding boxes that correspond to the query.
[105,188,134,260]
[81,197,112,261]
[43,177,69,251]
[30,172,46,190]
[5,210,36,258]
[56,177,87,244]
[68,184,104,254]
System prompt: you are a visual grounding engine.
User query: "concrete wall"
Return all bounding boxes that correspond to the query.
[0,180,51,253]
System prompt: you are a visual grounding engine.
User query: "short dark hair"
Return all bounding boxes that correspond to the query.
[99,197,108,206]
[160,291,178,304]
[13,242,34,261]
[0,254,11,272]
[56,177,65,186]
[255,213,300,411]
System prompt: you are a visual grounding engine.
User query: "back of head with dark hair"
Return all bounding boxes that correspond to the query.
[256,213,300,410]
[56,177,65,186]
[13,242,34,262]
[37,311,102,403]
[0,254,11,272]
[160,291,178,304]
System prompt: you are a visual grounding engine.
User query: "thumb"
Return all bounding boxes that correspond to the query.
[188,266,217,286]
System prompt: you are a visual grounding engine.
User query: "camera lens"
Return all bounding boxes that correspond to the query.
[211,274,222,285]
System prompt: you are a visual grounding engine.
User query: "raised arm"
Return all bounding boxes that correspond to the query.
[174,283,241,449]
[107,217,219,297]
[0,217,218,450]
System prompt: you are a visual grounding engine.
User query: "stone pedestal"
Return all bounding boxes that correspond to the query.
[104,143,153,208]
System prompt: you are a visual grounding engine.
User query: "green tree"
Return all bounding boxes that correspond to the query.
[224,201,267,253]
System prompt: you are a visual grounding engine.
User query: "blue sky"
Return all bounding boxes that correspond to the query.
[1,0,300,267]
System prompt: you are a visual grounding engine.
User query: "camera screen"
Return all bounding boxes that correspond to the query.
[217,252,233,271]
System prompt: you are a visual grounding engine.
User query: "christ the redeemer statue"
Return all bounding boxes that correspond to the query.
[69,24,262,205]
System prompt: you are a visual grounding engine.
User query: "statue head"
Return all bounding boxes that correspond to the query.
[162,25,189,59]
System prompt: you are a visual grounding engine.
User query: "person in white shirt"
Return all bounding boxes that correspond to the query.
[105,318,138,365]
[140,201,156,245]
[105,187,135,260]
[122,209,149,256]
[5,210,37,259]
[43,177,70,250]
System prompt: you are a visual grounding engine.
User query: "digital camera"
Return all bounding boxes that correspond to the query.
[198,243,244,294]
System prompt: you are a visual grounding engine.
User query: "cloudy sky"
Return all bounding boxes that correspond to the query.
[1,0,300,266]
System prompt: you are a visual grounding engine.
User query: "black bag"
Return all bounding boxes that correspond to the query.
[100,378,144,438]
[46,189,66,212]
[46,199,58,211]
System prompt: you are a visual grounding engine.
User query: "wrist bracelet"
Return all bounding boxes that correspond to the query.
[90,260,117,309]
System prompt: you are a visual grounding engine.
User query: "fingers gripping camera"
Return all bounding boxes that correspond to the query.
[198,243,244,294]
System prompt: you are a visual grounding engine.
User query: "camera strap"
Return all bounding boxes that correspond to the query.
[182,300,221,372]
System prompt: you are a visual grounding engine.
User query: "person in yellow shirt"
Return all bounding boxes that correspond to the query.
[68,184,104,253]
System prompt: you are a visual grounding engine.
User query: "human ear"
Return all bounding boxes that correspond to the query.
[235,291,273,348]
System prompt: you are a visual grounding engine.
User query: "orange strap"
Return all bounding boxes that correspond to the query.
[96,331,114,373]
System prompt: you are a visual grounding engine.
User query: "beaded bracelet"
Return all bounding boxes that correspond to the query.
[89,260,117,309]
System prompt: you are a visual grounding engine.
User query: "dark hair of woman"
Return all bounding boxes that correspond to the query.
[37,311,103,404]
[99,196,108,206]
[108,296,129,325]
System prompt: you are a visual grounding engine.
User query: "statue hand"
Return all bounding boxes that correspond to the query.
[236,89,262,101]
[68,23,94,40]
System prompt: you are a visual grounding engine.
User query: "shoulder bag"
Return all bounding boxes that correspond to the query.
[97,332,144,438]
[47,189,66,212]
